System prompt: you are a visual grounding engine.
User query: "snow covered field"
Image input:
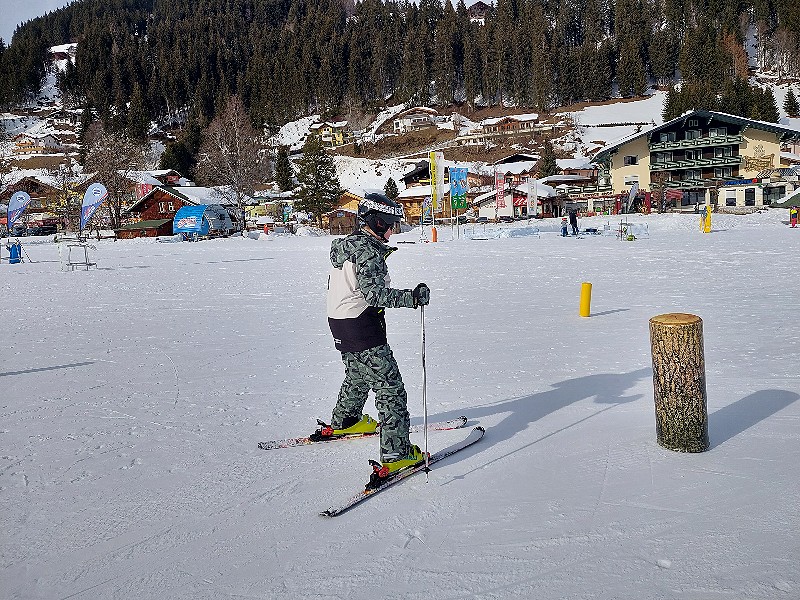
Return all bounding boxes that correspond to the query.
[2,210,799,599]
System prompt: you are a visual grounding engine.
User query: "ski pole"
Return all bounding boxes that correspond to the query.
[421,303,430,481]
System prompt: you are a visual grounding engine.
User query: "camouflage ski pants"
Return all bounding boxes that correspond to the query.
[332,344,411,461]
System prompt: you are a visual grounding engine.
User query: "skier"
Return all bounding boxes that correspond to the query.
[561,217,568,237]
[568,208,579,236]
[318,191,431,481]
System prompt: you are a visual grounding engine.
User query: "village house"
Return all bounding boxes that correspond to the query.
[119,185,242,239]
[493,154,539,187]
[392,107,440,134]
[0,174,66,225]
[593,109,800,211]
[467,0,491,24]
[481,114,540,136]
[474,180,559,220]
[12,133,63,155]
[49,43,78,62]
[309,121,353,148]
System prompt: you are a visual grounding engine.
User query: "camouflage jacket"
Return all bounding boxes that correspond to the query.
[327,229,415,352]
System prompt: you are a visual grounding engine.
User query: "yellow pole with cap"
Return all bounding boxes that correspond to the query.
[579,282,592,317]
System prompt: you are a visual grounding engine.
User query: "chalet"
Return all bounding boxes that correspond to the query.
[593,110,800,210]
[50,43,77,62]
[13,133,63,155]
[325,208,359,235]
[309,121,353,148]
[401,161,431,188]
[120,185,242,238]
[392,107,439,134]
[468,1,491,23]
[0,175,63,220]
[475,181,558,220]
[493,156,538,187]
[481,113,539,135]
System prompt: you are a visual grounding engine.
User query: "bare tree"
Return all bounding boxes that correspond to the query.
[83,125,147,230]
[48,153,80,231]
[195,96,271,234]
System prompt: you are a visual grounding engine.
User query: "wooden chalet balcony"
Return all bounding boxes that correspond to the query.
[649,134,743,151]
[649,155,743,171]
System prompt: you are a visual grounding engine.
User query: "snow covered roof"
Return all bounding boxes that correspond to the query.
[557,158,595,170]
[49,44,77,54]
[127,185,246,212]
[395,107,439,118]
[482,113,539,126]
[310,121,348,130]
[594,110,800,162]
[398,185,434,199]
[494,161,537,175]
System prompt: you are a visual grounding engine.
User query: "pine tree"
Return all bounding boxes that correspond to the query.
[384,177,399,201]
[294,136,343,227]
[275,146,294,191]
[538,139,560,177]
[127,83,149,142]
[784,86,800,118]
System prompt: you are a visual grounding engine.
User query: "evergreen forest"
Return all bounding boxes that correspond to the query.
[0,0,799,133]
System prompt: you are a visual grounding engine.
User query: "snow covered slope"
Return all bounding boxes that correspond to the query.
[2,210,799,599]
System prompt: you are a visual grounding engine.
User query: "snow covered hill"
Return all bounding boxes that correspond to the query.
[2,211,799,599]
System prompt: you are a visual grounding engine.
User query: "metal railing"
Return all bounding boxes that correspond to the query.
[649,134,744,151]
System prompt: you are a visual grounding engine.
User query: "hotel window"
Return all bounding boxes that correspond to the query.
[688,119,699,127]
[685,130,701,140]
[623,155,638,166]
[714,167,733,178]
[714,146,733,158]
[659,132,676,143]
[654,151,673,164]
[709,127,727,137]
[624,175,639,186]
[685,169,702,180]
[726,192,737,206]
[685,149,698,160]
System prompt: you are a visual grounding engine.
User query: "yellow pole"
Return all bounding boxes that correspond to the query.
[579,282,592,317]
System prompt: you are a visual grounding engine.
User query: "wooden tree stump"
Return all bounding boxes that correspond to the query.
[649,313,709,452]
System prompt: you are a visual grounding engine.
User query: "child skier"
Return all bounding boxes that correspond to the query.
[561,217,569,237]
[316,192,430,484]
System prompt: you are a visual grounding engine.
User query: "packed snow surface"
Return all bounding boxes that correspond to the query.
[2,211,799,599]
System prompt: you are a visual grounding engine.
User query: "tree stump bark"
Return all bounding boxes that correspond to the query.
[649,313,709,452]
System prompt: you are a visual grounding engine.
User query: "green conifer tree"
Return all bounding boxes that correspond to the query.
[783,87,800,118]
[294,136,344,227]
[384,177,399,201]
[538,139,560,177]
[275,146,294,191]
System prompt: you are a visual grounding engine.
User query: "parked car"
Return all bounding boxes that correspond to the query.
[499,215,514,223]
[476,216,489,224]
[11,225,27,236]
[26,225,58,236]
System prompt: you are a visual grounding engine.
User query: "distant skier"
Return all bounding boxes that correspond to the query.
[320,192,430,480]
[568,208,579,236]
[561,217,569,237]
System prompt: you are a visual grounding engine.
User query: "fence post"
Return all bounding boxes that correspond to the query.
[648,313,709,452]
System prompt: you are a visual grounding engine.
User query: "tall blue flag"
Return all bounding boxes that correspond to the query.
[80,183,108,231]
[449,166,468,210]
[7,191,32,229]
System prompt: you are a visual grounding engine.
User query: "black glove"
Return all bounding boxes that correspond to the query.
[412,283,430,308]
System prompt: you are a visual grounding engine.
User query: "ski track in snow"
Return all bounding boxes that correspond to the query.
[1,212,799,599]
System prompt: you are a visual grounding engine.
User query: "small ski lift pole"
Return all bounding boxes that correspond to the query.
[420,304,431,481]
